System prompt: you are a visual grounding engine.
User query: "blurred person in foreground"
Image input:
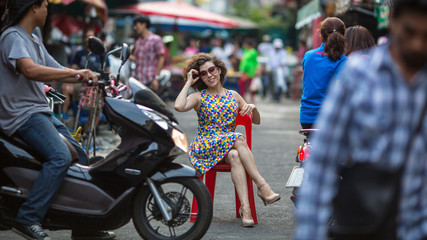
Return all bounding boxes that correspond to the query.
[130,14,165,92]
[299,17,347,129]
[345,25,376,56]
[0,1,115,239]
[295,0,427,239]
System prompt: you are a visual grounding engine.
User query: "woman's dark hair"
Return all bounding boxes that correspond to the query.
[318,17,346,61]
[182,53,227,92]
[133,15,151,29]
[1,0,44,34]
[345,25,375,56]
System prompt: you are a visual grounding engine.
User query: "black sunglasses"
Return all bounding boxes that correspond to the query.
[199,66,218,79]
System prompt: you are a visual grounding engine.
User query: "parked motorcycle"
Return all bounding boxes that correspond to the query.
[0,37,213,240]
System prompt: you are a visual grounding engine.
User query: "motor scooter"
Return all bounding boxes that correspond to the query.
[286,129,337,237]
[0,37,213,240]
[286,129,317,203]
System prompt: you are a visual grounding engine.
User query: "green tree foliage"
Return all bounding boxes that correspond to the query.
[232,2,296,28]
[231,1,297,47]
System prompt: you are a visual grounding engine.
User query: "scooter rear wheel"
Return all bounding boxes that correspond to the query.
[132,177,212,240]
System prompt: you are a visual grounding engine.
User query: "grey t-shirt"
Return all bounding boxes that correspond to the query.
[0,25,63,136]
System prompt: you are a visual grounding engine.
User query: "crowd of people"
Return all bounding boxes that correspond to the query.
[1,0,427,239]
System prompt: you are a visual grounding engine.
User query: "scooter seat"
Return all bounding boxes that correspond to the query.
[0,131,43,162]
[0,132,78,163]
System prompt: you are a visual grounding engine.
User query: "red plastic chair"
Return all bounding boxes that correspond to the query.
[191,114,258,224]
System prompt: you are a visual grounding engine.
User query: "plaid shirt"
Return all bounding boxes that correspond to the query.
[295,44,427,240]
[133,32,164,84]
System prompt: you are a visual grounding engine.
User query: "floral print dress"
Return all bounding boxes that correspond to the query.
[189,89,242,174]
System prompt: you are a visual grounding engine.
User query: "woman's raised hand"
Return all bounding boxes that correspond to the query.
[187,69,200,85]
[240,103,256,116]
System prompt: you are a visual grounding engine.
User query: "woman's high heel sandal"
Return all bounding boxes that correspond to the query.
[239,207,255,227]
[257,184,281,206]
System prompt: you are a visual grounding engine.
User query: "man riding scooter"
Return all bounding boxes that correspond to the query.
[0,0,114,239]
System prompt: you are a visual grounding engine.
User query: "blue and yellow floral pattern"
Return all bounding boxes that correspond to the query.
[189,89,242,174]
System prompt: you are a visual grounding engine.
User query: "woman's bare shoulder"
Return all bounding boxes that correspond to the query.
[228,90,244,102]
[189,91,201,98]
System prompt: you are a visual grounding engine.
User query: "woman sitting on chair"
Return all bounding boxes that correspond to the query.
[175,53,281,227]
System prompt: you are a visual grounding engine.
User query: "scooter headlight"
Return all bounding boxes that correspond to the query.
[172,129,188,153]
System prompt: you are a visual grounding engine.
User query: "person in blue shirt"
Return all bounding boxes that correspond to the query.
[299,17,347,129]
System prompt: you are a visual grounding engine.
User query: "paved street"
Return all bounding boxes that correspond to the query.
[1,97,303,240]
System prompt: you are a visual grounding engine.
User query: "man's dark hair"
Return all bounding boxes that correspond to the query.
[133,15,151,29]
[0,0,44,34]
[243,38,256,48]
[391,0,427,18]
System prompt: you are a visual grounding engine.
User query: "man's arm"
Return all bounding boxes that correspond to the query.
[151,36,166,90]
[155,54,165,77]
[16,58,96,83]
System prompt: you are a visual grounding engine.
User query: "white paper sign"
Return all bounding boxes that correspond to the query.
[286,166,304,188]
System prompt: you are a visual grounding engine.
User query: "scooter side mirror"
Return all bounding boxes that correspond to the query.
[88,37,105,56]
[120,43,130,63]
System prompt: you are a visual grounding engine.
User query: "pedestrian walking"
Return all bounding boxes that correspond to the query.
[257,34,274,99]
[295,0,427,239]
[268,38,288,102]
[174,53,280,228]
[239,38,258,103]
[299,17,347,129]
[130,14,165,92]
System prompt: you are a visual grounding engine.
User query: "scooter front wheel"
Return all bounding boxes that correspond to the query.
[132,177,212,240]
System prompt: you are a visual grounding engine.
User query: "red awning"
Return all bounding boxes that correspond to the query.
[117,1,239,28]
[49,0,106,10]
[49,0,107,36]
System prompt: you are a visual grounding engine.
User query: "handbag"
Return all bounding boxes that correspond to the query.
[330,102,427,238]
[249,76,262,92]
[330,162,402,236]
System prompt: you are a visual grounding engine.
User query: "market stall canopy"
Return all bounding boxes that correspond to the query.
[49,0,107,9]
[104,0,138,8]
[143,15,237,31]
[295,0,321,30]
[335,0,377,16]
[49,0,108,21]
[115,1,239,29]
[49,0,108,36]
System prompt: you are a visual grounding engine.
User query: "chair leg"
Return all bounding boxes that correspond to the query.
[205,170,217,202]
[190,175,204,223]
